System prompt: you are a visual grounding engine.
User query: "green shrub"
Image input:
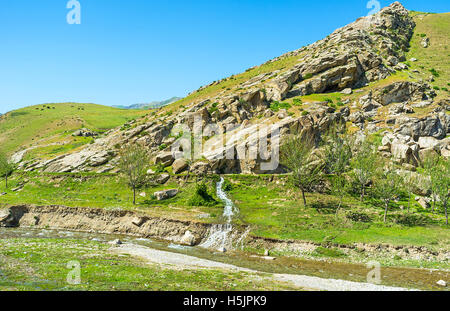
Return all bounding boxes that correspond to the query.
[303,73,313,80]
[390,214,431,227]
[159,144,168,151]
[292,98,303,106]
[188,183,217,207]
[270,101,292,112]
[429,68,440,77]
[433,86,440,90]
[346,211,372,223]
[301,111,309,116]
[222,179,233,192]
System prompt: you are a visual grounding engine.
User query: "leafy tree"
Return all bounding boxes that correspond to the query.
[323,125,352,215]
[280,133,323,206]
[372,166,402,223]
[434,157,450,225]
[402,171,418,214]
[118,144,151,205]
[350,140,377,201]
[423,156,441,213]
[0,151,14,189]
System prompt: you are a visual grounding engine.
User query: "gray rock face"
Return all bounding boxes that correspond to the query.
[154,189,179,201]
[396,115,447,139]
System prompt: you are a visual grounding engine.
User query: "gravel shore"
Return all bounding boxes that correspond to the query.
[114,243,416,291]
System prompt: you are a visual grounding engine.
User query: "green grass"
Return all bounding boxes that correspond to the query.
[226,176,450,250]
[1,172,449,251]
[0,238,294,291]
[406,13,450,101]
[0,103,148,156]
[0,172,225,222]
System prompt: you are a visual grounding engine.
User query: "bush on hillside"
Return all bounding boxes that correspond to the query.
[188,183,217,207]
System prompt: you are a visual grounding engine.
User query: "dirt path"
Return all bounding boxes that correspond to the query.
[113,243,416,291]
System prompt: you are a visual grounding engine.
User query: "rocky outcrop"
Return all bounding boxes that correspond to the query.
[14,3,443,175]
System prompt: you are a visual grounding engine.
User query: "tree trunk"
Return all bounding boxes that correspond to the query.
[384,201,388,223]
[408,193,411,214]
[301,189,307,207]
[432,194,436,213]
[360,185,365,201]
[445,203,448,226]
[133,187,136,205]
[336,195,343,217]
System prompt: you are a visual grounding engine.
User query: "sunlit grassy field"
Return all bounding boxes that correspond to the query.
[0,103,148,156]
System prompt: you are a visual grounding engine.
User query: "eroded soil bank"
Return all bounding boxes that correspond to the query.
[0,204,449,290]
[0,204,449,264]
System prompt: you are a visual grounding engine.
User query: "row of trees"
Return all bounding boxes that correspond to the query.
[280,126,450,225]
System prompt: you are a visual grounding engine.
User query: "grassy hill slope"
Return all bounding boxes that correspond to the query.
[0,103,148,158]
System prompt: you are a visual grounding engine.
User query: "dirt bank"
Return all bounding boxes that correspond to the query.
[0,204,448,263]
[0,204,210,245]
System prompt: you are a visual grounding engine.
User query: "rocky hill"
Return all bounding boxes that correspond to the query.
[11,2,450,175]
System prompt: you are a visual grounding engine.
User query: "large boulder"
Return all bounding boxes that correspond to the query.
[396,116,446,140]
[154,189,179,201]
[418,137,440,150]
[179,230,198,246]
[172,158,189,174]
[155,152,175,167]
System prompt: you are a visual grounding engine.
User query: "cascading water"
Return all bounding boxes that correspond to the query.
[199,177,246,252]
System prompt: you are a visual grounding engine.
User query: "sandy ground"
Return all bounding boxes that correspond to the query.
[114,243,417,291]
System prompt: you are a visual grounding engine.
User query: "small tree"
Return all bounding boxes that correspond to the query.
[350,140,377,201]
[424,156,441,213]
[402,172,417,214]
[323,125,352,215]
[0,151,14,189]
[373,166,402,223]
[118,144,151,205]
[280,133,323,206]
[434,157,450,225]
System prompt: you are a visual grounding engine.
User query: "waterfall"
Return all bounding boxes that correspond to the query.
[199,177,246,252]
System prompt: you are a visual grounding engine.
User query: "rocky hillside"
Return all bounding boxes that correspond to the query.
[12,2,450,175]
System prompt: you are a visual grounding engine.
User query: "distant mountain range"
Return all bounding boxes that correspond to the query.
[113,97,181,110]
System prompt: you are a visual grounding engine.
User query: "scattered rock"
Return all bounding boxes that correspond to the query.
[436,280,447,287]
[73,128,96,137]
[415,197,431,209]
[341,88,352,95]
[179,231,197,246]
[155,173,170,184]
[109,239,123,245]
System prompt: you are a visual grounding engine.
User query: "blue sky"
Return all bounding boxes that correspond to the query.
[0,0,448,114]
